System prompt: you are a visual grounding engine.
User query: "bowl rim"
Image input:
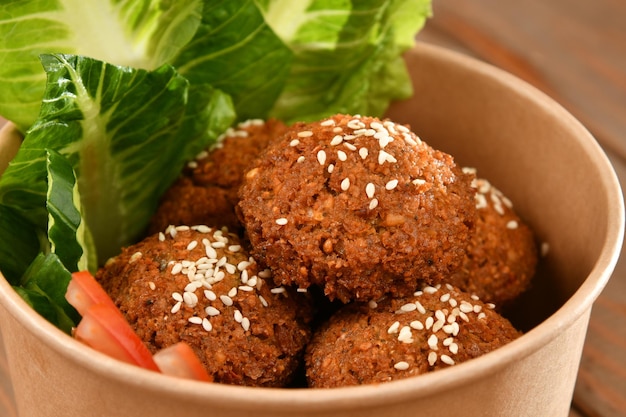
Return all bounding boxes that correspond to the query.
[0,41,623,412]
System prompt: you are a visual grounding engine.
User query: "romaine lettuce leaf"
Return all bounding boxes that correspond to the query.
[16,252,80,334]
[0,54,235,263]
[0,0,203,132]
[170,0,293,122]
[46,148,96,274]
[256,0,432,122]
[0,204,44,285]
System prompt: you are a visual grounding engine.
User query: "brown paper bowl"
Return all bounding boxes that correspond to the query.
[0,42,623,417]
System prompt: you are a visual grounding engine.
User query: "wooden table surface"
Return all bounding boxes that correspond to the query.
[1,1,625,416]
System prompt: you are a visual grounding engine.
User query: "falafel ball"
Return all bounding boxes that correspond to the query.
[149,119,289,235]
[447,170,538,307]
[237,114,476,303]
[96,224,313,387]
[305,283,521,388]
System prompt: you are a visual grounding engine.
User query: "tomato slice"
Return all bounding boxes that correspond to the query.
[153,342,212,382]
[74,303,159,371]
[65,270,117,316]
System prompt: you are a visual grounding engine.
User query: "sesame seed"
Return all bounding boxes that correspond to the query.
[459,302,474,314]
[369,198,379,210]
[440,355,455,366]
[486,303,496,309]
[171,263,183,275]
[184,283,199,293]
[368,300,378,309]
[259,295,269,307]
[247,277,258,287]
[202,318,213,332]
[387,321,400,334]
[415,301,426,314]
[271,287,286,294]
[320,119,335,127]
[440,293,451,303]
[425,316,434,330]
[428,334,439,350]
[297,288,308,293]
[172,292,183,302]
[337,150,347,161]
[478,312,487,320]
[443,337,453,346]
[148,281,156,290]
[205,306,220,316]
[449,343,459,354]
[258,269,272,278]
[211,241,226,249]
[237,261,252,271]
[428,352,438,366]
[158,232,165,242]
[344,142,356,151]
[170,301,182,314]
[332,127,343,133]
[341,178,351,191]
[239,285,254,292]
[378,150,397,165]
[410,320,424,330]
[241,317,251,331]
[394,361,410,371]
[506,220,519,229]
[359,148,369,159]
[188,316,203,325]
[412,178,426,186]
[298,130,313,138]
[423,286,438,294]
[473,304,482,313]
[400,303,417,312]
[186,241,198,251]
[228,287,237,298]
[328,164,334,173]
[276,218,288,225]
[220,295,233,306]
[398,326,414,343]
[366,183,376,198]
[129,252,142,263]
[297,156,305,163]
[234,309,243,323]
[290,139,300,147]
[385,179,399,190]
[176,226,190,231]
[330,135,343,146]
[194,225,212,233]
[317,150,327,165]
[183,292,198,307]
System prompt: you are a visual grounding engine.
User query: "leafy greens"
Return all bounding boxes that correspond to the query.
[0,0,431,332]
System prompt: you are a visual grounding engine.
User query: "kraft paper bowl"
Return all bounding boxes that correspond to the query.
[0,42,623,417]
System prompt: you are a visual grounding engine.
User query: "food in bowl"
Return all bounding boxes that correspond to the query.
[238,114,477,303]
[305,282,520,388]
[96,225,313,387]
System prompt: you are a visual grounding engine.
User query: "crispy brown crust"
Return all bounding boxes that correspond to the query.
[149,119,289,235]
[96,226,312,387]
[238,114,477,302]
[447,175,538,307]
[305,284,521,388]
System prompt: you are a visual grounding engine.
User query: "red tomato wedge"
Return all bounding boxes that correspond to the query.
[65,270,117,316]
[153,342,213,382]
[74,303,159,372]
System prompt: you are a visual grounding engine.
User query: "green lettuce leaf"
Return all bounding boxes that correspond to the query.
[0,204,45,285]
[16,252,80,334]
[0,0,203,132]
[170,0,293,122]
[0,54,234,263]
[256,0,432,122]
[46,148,96,273]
